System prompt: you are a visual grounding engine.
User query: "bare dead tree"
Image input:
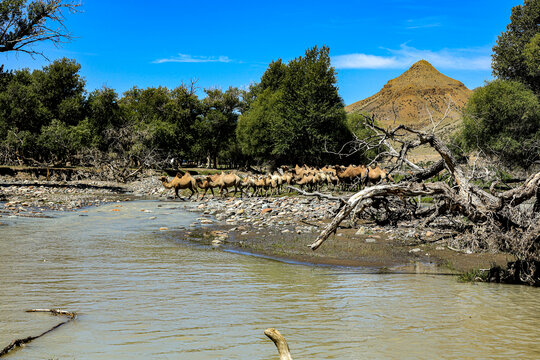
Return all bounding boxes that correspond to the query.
[314,112,540,284]
[0,0,81,58]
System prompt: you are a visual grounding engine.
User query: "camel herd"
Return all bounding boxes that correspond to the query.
[160,164,393,200]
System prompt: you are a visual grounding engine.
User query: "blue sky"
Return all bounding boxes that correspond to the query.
[1,0,523,105]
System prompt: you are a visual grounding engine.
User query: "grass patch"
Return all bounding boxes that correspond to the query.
[458,268,489,283]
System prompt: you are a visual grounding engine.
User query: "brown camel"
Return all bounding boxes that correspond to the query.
[160,172,198,199]
[336,165,367,190]
[241,175,259,197]
[366,165,393,184]
[195,173,220,199]
[208,172,244,197]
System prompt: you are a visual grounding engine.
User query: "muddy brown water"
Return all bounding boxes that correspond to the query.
[0,201,539,359]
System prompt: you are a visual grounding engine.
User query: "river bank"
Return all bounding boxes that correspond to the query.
[0,173,511,275]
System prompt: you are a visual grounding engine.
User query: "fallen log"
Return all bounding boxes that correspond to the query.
[0,309,76,357]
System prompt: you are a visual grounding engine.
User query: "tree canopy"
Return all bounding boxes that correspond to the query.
[492,0,540,93]
[0,0,80,57]
[460,80,540,167]
[238,45,353,166]
[458,0,540,168]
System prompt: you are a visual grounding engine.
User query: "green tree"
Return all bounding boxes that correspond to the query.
[0,0,80,57]
[33,57,86,126]
[0,68,48,135]
[492,0,540,93]
[239,45,352,166]
[460,80,540,167]
[237,88,283,162]
[37,118,93,164]
[120,86,176,161]
[195,87,243,167]
[166,83,203,160]
[86,87,123,149]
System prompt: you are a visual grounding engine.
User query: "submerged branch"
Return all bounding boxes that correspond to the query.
[0,309,77,357]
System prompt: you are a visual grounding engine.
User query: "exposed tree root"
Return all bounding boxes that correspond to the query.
[0,309,76,357]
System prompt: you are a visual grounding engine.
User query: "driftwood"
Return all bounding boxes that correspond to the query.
[265,328,293,360]
[0,309,76,357]
[310,114,540,284]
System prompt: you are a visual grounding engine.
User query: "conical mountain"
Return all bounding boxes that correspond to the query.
[345,60,472,135]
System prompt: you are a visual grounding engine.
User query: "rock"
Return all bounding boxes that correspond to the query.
[282,229,290,233]
[365,238,376,243]
[435,246,445,251]
[212,239,222,246]
[260,208,273,215]
[200,219,214,224]
[425,231,434,237]
[409,248,421,253]
[236,208,245,215]
[355,227,367,236]
[148,216,157,220]
[159,227,169,231]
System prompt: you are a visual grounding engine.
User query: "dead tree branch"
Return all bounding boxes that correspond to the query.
[0,0,81,58]
[0,309,76,357]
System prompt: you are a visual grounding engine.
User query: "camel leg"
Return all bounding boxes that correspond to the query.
[188,187,197,200]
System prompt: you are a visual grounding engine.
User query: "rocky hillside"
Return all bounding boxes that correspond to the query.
[345,60,472,138]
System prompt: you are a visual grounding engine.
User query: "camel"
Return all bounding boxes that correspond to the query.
[208,171,244,197]
[252,175,275,197]
[296,174,320,192]
[336,165,367,190]
[160,172,198,199]
[270,172,284,195]
[242,175,263,197]
[195,173,220,199]
[280,171,294,189]
[366,165,393,184]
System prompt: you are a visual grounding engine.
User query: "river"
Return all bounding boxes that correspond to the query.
[0,200,539,359]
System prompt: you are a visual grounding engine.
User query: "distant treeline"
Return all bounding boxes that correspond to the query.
[0,46,378,170]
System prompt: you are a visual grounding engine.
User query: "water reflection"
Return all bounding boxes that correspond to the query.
[0,201,538,359]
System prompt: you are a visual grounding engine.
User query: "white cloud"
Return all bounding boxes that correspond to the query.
[405,17,442,30]
[153,53,232,64]
[332,54,402,69]
[332,44,491,71]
